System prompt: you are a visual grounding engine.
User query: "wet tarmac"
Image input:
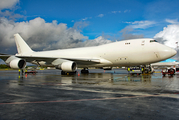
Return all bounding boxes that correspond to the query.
[0,68,179,120]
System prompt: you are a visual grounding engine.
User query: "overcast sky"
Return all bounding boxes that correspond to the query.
[0,0,179,63]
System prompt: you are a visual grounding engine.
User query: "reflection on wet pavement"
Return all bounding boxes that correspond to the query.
[1,69,179,94]
[0,69,179,120]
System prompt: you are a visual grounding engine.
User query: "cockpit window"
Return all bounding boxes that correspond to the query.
[150,40,158,42]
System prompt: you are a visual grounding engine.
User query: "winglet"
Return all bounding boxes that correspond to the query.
[14,33,33,54]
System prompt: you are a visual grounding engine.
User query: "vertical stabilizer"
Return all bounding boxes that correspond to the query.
[14,33,33,54]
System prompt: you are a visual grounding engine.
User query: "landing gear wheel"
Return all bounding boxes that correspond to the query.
[81,68,89,74]
[168,68,175,76]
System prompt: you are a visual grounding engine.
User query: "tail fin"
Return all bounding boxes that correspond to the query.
[14,33,33,54]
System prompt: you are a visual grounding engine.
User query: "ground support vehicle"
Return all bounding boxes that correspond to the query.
[161,68,175,76]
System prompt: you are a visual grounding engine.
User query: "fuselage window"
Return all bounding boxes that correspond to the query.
[150,40,158,43]
[125,43,130,45]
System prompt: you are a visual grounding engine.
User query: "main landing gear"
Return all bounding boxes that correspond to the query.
[142,65,154,75]
[81,68,89,74]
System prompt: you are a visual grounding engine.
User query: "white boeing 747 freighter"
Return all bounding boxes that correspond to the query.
[0,33,177,74]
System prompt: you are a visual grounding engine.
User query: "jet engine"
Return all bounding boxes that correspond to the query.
[9,58,26,69]
[57,61,77,72]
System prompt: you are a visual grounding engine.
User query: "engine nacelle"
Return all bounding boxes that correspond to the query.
[9,58,26,69]
[57,61,77,72]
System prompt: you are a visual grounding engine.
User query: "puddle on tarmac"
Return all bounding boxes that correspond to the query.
[0,69,179,93]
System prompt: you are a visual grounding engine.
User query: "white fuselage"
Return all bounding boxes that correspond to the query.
[25,38,176,68]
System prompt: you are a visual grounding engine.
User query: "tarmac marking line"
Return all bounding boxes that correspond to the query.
[0,94,172,105]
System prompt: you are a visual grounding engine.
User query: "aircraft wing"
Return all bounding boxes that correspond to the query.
[1,52,102,66]
[0,54,12,61]
[15,55,101,65]
[15,55,57,63]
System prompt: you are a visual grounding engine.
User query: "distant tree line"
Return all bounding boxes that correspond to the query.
[0,64,10,69]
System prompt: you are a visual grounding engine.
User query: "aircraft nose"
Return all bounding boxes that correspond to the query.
[158,45,177,59]
[171,48,177,56]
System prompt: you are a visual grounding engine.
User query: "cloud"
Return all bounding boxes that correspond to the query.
[0,17,86,51]
[0,17,113,54]
[81,17,92,21]
[109,10,130,15]
[120,26,144,40]
[97,14,104,18]
[83,36,111,47]
[154,23,179,60]
[73,21,89,32]
[0,0,24,20]
[165,19,179,24]
[0,0,19,10]
[82,17,88,21]
[0,0,112,55]
[154,24,179,49]
[0,10,23,20]
[130,20,156,29]
[124,10,130,13]
[111,11,121,14]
